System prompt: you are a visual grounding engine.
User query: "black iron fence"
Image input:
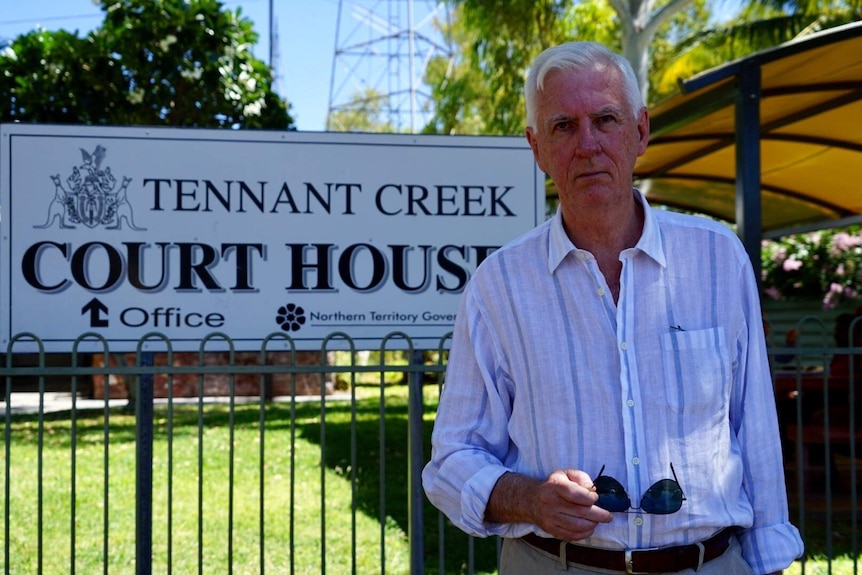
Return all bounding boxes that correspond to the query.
[1,326,860,574]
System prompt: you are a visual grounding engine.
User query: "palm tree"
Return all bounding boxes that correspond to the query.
[653,0,860,99]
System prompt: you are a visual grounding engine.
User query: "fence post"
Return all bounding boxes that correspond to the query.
[408,349,425,575]
[136,352,154,575]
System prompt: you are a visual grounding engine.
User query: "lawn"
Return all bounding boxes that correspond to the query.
[1,384,858,574]
[1,384,498,575]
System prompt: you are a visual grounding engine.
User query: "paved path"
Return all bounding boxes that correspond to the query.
[2,391,351,415]
[2,392,127,415]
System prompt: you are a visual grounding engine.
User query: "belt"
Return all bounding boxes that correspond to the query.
[521,528,735,574]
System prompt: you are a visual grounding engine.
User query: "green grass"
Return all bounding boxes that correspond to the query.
[0,385,497,575]
[2,385,857,574]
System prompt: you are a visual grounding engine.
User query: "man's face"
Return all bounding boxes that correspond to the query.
[525,66,649,211]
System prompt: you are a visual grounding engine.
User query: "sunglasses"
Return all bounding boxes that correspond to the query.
[593,463,686,514]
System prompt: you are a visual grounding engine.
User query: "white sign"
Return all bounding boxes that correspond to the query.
[0,124,544,352]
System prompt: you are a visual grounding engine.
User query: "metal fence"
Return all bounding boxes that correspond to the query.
[1,327,860,574]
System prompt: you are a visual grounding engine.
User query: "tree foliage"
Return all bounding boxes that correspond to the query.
[0,0,293,129]
[425,0,710,135]
[653,0,860,96]
[425,0,857,135]
[423,1,569,135]
[327,88,395,133]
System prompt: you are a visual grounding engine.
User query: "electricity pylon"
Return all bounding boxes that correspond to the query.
[327,0,453,133]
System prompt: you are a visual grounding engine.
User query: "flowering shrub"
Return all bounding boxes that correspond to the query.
[761,226,862,310]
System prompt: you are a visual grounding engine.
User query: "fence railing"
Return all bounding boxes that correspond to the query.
[2,328,860,574]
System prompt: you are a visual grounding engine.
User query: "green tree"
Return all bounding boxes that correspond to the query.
[327,88,395,132]
[426,0,858,134]
[0,0,293,129]
[653,0,860,97]
[424,1,569,135]
[424,0,710,135]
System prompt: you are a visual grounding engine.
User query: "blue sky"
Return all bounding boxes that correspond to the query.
[0,1,743,132]
[0,0,341,131]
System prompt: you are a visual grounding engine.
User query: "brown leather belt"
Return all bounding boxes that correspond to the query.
[521,528,735,574]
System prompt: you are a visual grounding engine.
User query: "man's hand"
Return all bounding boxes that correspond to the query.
[485,469,612,541]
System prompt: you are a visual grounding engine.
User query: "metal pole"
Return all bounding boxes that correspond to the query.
[408,349,425,575]
[269,0,274,69]
[735,61,763,287]
[136,352,154,575]
[408,0,417,133]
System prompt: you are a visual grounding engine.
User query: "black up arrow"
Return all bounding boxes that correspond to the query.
[82,298,109,328]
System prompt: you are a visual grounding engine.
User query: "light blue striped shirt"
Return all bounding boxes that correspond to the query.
[423,191,804,574]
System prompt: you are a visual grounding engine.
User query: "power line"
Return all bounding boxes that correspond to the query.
[0,13,102,27]
[327,0,453,133]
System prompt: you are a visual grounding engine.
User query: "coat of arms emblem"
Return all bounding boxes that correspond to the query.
[35,145,145,230]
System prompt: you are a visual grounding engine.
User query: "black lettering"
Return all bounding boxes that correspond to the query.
[271,183,301,213]
[436,185,459,216]
[221,243,265,291]
[337,183,361,215]
[126,242,170,291]
[474,245,499,267]
[406,185,432,216]
[175,179,201,211]
[71,242,123,291]
[237,181,265,213]
[285,243,335,290]
[204,180,230,211]
[143,178,171,211]
[21,241,70,291]
[490,185,515,216]
[463,185,486,216]
[339,243,386,292]
[436,245,469,293]
[376,184,401,215]
[176,243,221,291]
[120,307,148,327]
[305,182,332,213]
[391,245,432,292]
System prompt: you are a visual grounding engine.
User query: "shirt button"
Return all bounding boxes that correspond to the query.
[620,342,628,351]
[577,252,586,260]
[634,517,644,526]
[632,457,640,465]
[626,399,635,407]
[597,288,605,296]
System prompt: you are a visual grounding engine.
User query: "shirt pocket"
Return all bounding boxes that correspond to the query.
[660,327,729,413]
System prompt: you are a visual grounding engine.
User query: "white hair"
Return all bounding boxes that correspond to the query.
[525,42,644,128]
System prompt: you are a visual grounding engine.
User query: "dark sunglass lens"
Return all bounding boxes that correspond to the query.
[594,475,631,512]
[640,479,683,514]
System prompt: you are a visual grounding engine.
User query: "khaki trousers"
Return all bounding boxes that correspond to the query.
[500,534,754,575]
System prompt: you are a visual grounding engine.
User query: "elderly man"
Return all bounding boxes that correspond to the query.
[422,42,803,575]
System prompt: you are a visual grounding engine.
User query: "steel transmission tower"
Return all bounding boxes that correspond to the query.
[327,0,452,133]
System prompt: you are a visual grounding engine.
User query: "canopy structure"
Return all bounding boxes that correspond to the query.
[634,21,862,274]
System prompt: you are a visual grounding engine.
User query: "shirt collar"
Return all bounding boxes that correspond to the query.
[546,188,667,273]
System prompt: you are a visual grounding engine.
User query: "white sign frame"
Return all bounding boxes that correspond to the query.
[1,124,544,352]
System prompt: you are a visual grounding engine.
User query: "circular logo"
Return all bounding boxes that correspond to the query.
[276,303,307,332]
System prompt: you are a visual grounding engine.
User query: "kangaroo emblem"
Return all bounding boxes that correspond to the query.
[34,174,76,229]
[35,145,145,231]
[106,176,145,230]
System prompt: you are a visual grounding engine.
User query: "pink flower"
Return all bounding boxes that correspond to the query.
[833,232,862,251]
[783,258,803,272]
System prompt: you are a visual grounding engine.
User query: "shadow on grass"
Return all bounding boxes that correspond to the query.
[5,390,499,573]
[289,386,500,575]
[36,394,862,572]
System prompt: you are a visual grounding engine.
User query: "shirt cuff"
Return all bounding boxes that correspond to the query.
[459,465,549,539]
[738,522,804,574]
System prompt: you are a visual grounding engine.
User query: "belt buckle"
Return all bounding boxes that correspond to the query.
[625,547,658,575]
